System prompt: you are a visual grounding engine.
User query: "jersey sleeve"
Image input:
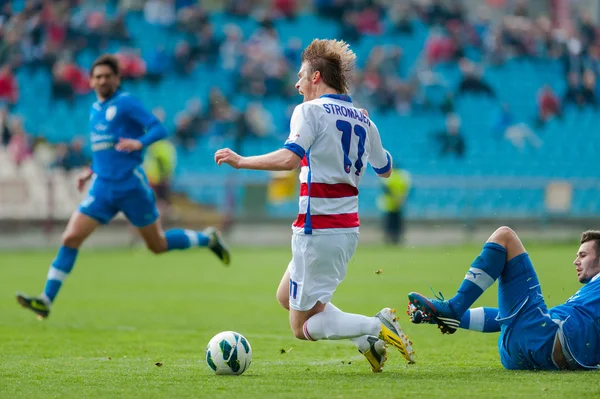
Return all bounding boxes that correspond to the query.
[283,104,317,159]
[123,95,159,130]
[368,122,392,174]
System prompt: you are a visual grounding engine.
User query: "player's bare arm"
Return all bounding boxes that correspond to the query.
[76,167,94,193]
[215,148,301,171]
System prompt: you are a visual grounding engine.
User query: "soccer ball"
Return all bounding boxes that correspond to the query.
[205,331,252,375]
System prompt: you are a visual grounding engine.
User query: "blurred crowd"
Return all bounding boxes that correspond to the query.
[1,0,600,167]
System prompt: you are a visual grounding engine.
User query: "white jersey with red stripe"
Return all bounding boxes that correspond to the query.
[283,94,391,235]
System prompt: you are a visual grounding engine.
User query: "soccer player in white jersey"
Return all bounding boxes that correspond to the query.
[215,39,415,372]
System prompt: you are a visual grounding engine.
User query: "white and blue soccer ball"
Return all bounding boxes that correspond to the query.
[205,331,252,375]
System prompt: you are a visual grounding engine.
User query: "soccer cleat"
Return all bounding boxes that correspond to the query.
[359,336,388,373]
[376,308,416,363]
[16,293,51,319]
[204,227,231,265]
[407,292,460,335]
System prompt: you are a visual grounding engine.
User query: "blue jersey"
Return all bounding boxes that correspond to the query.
[90,91,164,182]
[550,273,600,368]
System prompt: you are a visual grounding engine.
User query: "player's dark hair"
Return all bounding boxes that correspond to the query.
[90,54,120,77]
[581,230,600,258]
[301,39,356,94]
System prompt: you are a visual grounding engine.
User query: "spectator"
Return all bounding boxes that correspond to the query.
[493,102,514,138]
[174,112,195,150]
[389,2,413,35]
[174,41,195,76]
[61,61,90,95]
[7,117,31,166]
[0,65,18,106]
[192,23,221,65]
[186,98,210,136]
[225,0,254,18]
[0,107,12,146]
[426,0,450,26]
[457,59,495,97]
[53,138,89,171]
[579,13,597,51]
[146,46,170,83]
[107,12,132,43]
[273,0,297,20]
[378,164,411,246]
[425,29,456,65]
[244,102,274,138]
[356,5,383,35]
[537,85,561,126]
[581,69,598,108]
[563,72,581,107]
[339,11,361,44]
[144,0,176,27]
[434,113,465,158]
[220,24,244,72]
[51,62,75,104]
[116,50,147,80]
[207,87,233,122]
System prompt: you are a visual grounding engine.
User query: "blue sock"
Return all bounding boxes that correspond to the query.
[448,242,507,316]
[43,246,78,303]
[165,229,209,250]
[459,307,501,333]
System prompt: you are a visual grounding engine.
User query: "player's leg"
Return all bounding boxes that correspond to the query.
[276,268,387,370]
[287,234,415,364]
[119,184,230,264]
[459,307,501,332]
[136,220,230,264]
[408,226,528,333]
[16,211,101,318]
[276,268,291,310]
[412,306,501,333]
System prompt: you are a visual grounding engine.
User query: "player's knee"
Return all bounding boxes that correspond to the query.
[276,291,290,310]
[491,226,517,247]
[61,231,84,248]
[277,296,290,310]
[291,325,307,340]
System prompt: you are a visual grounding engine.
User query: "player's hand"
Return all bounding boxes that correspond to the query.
[76,168,93,193]
[359,108,369,118]
[215,148,242,169]
[115,138,143,153]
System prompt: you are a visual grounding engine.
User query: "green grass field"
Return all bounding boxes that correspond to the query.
[2,242,598,398]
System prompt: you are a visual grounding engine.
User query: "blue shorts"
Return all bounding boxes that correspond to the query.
[78,171,159,228]
[496,253,560,370]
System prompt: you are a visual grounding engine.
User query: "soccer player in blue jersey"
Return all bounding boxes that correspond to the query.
[408,226,600,370]
[17,55,230,319]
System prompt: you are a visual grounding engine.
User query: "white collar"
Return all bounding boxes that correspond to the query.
[591,273,600,283]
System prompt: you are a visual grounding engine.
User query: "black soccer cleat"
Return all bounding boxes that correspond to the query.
[16,293,51,319]
[407,291,460,335]
[204,227,231,266]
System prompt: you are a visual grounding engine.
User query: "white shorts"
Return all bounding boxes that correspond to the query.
[287,233,359,311]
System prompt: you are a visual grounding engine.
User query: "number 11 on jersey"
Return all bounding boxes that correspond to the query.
[336,119,366,176]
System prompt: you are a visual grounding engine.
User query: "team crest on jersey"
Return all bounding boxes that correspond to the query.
[106,105,117,121]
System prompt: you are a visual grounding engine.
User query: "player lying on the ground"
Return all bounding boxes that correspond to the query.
[408,226,600,370]
[16,55,230,320]
[215,38,415,372]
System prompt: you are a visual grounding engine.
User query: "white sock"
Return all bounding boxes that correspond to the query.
[304,303,381,341]
[324,303,372,351]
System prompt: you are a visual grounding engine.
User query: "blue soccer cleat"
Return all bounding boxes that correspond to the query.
[407,292,460,335]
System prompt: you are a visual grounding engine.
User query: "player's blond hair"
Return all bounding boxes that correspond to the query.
[301,39,356,94]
